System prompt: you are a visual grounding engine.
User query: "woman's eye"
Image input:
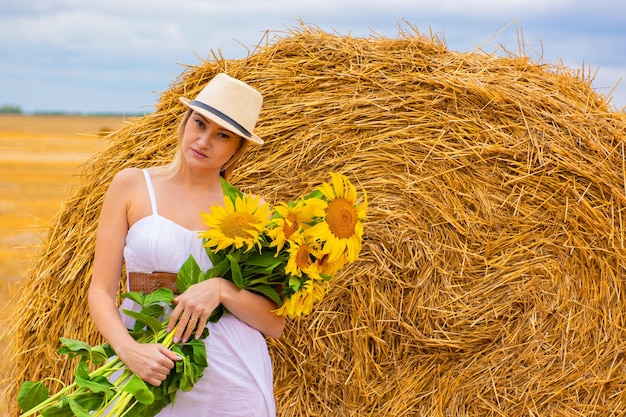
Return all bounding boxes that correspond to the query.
[194,119,205,128]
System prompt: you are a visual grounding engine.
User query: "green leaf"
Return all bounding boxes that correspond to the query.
[244,275,284,287]
[127,398,170,417]
[227,255,243,289]
[181,362,205,392]
[243,266,281,277]
[175,355,190,389]
[57,338,93,357]
[288,275,303,291]
[303,189,324,200]
[139,304,167,321]
[204,246,225,267]
[228,247,243,262]
[242,256,284,278]
[220,177,243,203]
[66,397,92,417]
[122,309,164,336]
[120,291,146,306]
[161,363,182,398]
[177,256,206,293]
[40,396,71,417]
[205,257,230,279]
[176,341,206,391]
[144,288,175,306]
[17,381,49,412]
[168,338,209,394]
[58,338,110,365]
[244,251,282,267]
[248,284,283,305]
[74,361,89,379]
[208,305,225,323]
[75,362,112,394]
[191,342,208,368]
[122,375,155,405]
[69,391,110,414]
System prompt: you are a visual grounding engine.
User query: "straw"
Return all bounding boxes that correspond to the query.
[2,24,626,416]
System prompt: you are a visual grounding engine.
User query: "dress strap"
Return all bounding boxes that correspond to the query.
[142,169,159,215]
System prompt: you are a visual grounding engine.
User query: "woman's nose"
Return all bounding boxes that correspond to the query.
[197,128,216,146]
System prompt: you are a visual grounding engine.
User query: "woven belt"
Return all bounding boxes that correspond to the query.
[128,271,179,295]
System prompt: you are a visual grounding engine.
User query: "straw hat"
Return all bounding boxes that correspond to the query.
[180,73,264,145]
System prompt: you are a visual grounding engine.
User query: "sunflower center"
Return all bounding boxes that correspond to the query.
[220,212,256,239]
[283,213,298,239]
[325,198,357,239]
[296,245,312,269]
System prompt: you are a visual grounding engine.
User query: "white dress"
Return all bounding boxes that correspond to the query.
[119,169,276,417]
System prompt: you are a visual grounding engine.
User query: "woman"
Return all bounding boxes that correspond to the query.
[88,73,285,416]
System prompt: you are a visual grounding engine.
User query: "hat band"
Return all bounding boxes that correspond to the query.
[189,100,251,138]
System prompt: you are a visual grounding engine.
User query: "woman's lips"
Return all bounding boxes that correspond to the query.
[192,148,207,158]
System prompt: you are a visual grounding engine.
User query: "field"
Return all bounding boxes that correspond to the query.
[0,114,124,404]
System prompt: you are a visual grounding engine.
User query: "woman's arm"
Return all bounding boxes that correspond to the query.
[220,280,286,339]
[88,168,179,386]
[168,278,286,343]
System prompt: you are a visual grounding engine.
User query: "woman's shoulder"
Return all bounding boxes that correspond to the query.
[108,166,171,194]
[109,167,144,189]
[99,168,147,218]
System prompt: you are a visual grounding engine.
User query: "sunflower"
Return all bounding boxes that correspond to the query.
[267,198,324,252]
[315,251,347,278]
[199,193,271,252]
[273,279,330,317]
[284,231,323,280]
[306,173,367,263]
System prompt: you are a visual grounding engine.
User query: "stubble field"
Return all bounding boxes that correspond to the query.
[0,115,124,399]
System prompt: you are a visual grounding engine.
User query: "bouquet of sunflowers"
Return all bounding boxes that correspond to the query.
[17,172,366,416]
[196,171,367,318]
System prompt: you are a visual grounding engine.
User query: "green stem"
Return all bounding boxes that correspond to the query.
[119,400,139,417]
[160,325,177,348]
[92,367,137,417]
[21,357,129,416]
[22,320,178,416]
[19,381,79,417]
[96,389,134,417]
[93,327,177,417]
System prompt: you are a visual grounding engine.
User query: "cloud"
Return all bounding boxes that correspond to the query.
[2,9,186,58]
[0,0,624,112]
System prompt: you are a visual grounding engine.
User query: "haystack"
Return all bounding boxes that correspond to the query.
[3,24,626,416]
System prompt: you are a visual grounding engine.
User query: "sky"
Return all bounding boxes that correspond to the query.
[1,0,625,115]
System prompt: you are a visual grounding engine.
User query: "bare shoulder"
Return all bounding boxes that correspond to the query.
[110,167,144,187]
[103,168,146,206]
[101,168,152,225]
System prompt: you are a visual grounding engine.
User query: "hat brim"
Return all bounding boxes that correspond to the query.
[180,97,264,145]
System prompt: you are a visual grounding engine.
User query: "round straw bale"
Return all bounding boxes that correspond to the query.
[3,24,626,416]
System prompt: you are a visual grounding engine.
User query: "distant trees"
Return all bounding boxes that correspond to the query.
[0,105,22,114]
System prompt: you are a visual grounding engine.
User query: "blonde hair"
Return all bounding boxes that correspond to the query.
[166,109,250,181]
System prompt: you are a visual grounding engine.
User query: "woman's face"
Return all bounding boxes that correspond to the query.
[181,111,243,172]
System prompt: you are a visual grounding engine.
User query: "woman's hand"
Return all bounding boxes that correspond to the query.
[168,276,286,341]
[117,341,181,387]
[168,278,223,343]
